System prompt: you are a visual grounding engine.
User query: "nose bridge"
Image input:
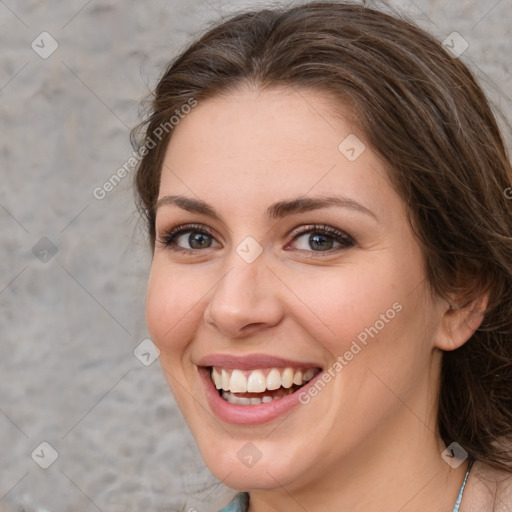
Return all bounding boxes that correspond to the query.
[219,257,260,307]
[204,243,283,336]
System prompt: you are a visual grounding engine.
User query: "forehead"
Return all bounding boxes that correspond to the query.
[166,86,353,162]
[158,86,396,220]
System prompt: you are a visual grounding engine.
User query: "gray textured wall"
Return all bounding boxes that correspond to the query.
[1,1,510,511]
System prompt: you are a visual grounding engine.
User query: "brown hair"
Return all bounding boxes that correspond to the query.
[132,1,512,471]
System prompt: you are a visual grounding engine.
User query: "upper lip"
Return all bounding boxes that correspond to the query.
[196,353,322,370]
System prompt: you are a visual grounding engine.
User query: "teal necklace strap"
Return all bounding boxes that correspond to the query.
[452,459,473,512]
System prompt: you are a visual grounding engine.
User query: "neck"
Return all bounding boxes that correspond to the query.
[247,408,469,512]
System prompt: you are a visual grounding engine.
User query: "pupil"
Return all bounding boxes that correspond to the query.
[310,234,332,251]
[189,233,211,249]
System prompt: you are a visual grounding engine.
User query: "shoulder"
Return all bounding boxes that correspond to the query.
[460,459,512,512]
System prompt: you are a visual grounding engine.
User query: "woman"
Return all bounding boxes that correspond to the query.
[131,2,512,510]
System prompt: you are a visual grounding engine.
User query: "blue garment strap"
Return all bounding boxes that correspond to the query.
[218,461,472,512]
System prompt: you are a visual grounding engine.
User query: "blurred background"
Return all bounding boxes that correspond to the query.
[1,0,511,511]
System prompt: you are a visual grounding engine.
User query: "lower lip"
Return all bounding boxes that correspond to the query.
[198,367,322,425]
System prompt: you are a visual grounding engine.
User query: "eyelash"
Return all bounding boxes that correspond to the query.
[156,223,355,256]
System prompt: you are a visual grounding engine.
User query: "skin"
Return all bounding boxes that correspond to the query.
[145,85,486,511]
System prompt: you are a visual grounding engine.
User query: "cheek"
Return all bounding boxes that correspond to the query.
[291,259,405,354]
[295,252,432,392]
[145,261,203,356]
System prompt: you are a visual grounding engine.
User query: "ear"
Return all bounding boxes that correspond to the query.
[435,292,489,351]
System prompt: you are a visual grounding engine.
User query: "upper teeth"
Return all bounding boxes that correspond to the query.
[211,367,317,393]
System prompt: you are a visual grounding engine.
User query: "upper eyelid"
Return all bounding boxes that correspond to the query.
[289,224,352,239]
[159,223,218,244]
[159,223,349,238]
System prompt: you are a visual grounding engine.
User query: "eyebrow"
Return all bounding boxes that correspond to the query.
[155,194,377,221]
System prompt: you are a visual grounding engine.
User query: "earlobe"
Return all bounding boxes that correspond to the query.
[435,293,489,351]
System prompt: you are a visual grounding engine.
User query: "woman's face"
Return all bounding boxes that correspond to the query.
[146,86,448,493]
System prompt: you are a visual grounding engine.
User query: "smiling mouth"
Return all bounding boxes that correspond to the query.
[209,366,322,406]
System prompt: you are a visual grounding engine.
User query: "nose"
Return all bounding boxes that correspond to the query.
[203,252,285,339]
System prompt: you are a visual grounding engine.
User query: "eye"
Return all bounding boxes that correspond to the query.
[156,223,220,253]
[156,223,355,256]
[286,224,354,254]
